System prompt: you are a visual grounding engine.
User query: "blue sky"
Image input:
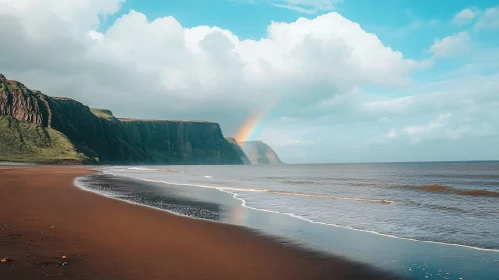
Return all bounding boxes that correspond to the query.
[1,0,498,163]
[103,0,498,55]
[100,0,499,87]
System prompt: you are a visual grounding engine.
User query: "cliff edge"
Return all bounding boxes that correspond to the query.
[225,137,251,164]
[240,140,283,165]
[120,119,243,165]
[0,74,243,165]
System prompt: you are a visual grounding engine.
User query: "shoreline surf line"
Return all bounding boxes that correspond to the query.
[217,189,499,254]
[120,167,499,198]
[85,172,499,254]
[266,190,393,204]
[74,176,229,224]
[116,175,395,204]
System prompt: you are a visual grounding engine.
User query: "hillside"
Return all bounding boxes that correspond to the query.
[240,140,283,165]
[225,137,252,164]
[120,119,243,165]
[0,74,243,165]
[0,115,86,163]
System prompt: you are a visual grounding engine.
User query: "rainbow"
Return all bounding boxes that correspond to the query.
[234,98,280,143]
[234,111,266,143]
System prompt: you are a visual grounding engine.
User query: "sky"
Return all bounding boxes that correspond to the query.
[0,0,498,163]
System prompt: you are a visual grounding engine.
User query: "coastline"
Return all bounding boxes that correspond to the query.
[76,168,499,280]
[0,166,398,280]
[112,174,499,252]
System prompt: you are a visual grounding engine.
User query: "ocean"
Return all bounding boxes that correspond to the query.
[76,162,499,280]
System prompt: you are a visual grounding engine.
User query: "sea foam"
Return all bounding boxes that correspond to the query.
[92,168,499,253]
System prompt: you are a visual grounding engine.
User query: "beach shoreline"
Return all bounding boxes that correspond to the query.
[0,166,399,280]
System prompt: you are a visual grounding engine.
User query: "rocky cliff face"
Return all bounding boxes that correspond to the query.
[240,140,283,165]
[0,74,149,163]
[0,74,243,165]
[46,98,149,163]
[225,137,251,164]
[0,74,51,127]
[120,119,243,165]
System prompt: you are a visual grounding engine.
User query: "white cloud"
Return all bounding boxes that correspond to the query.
[0,1,415,136]
[452,8,477,25]
[474,6,499,29]
[403,113,451,135]
[271,4,317,14]
[429,31,470,58]
[451,6,499,30]
[1,0,497,163]
[379,116,391,123]
[385,128,398,139]
[271,138,324,147]
[385,114,471,144]
[87,30,104,41]
[0,0,123,31]
[263,0,342,13]
[363,96,414,114]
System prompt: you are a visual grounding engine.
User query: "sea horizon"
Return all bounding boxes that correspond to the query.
[3,159,499,167]
[281,159,499,165]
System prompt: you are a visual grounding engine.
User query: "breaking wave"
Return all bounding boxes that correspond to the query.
[399,184,499,198]
[116,176,394,204]
[266,190,394,204]
[125,167,182,173]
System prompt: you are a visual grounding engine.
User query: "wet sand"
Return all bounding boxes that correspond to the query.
[0,166,400,280]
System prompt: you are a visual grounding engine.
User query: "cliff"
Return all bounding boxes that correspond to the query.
[0,115,86,163]
[120,119,243,165]
[0,74,243,165]
[225,137,251,164]
[47,98,150,163]
[0,74,51,127]
[240,140,283,165]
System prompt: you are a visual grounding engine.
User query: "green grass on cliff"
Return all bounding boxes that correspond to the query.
[118,118,216,124]
[90,108,115,120]
[0,115,87,163]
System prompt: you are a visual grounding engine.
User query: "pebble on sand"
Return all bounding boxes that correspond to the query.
[1,257,12,263]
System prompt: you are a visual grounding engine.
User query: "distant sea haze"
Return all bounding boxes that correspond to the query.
[77,161,499,280]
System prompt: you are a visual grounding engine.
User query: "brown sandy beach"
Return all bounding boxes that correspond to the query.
[0,166,399,280]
